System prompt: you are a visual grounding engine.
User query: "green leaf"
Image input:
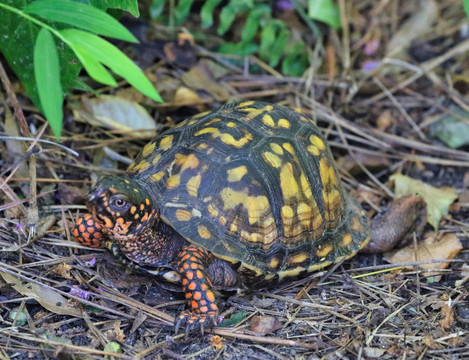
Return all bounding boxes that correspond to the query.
[391,174,458,231]
[218,42,258,56]
[34,28,63,139]
[282,43,309,76]
[260,19,288,67]
[0,0,137,113]
[0,0,82,109]
[201,0,223,28]
[150,0,165,19]
[103,341,122,357]
[430,106,469,148]
[89,0,139,17]
[465,0,469,18]
[60,29,162,102]
[218,311,249,327]
[218,0,253,35]
[70,45,117,86]
[308,0,341,29]
[174,0,194,25]
[24,0,138,43]
[241,5,270,43]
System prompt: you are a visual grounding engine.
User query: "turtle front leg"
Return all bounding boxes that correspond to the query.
[73,214,107,248]
[174,245,219,334]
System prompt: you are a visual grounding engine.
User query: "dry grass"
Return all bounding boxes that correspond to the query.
[1,0,469,359]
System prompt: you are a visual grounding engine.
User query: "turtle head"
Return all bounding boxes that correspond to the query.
[87,176,157,239]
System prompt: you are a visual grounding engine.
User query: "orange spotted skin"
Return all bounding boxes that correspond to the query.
[73,101,372,334]
[174,246,219,333]
[73,214,106,248]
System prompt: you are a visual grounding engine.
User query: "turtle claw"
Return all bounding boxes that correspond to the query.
[174,310,218,335]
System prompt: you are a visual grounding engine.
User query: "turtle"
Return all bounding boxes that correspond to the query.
[73,101,373,333]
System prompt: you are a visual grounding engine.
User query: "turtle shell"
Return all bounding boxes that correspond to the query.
[127,101,370,284]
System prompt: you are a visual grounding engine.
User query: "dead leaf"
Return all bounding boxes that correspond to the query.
[439,305,454,330]
[210,335,225,351]
[376,109,394,131]
[386,0,438,57]
[422,334,443,350]
[391,174,458,230]
[52,263,72,280]
[182,63,230,101]
[104,321,126,343]
[364,347,387,358]
[250,315,282,335]
[173,86,201,106]
[336,152,390,175]
[75,96,157,138]
[384,233,463,281]
[0,271,82,318]
[57,184,87,206]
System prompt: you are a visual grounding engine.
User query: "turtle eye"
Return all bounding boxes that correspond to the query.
[110,195,130,211]
[115,199,127,207]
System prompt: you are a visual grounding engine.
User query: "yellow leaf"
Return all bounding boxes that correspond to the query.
[391,174,458,230]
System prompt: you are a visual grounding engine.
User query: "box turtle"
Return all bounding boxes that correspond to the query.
[73,101,372,332]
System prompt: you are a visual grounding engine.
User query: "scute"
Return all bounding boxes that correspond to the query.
[128,101,371,280]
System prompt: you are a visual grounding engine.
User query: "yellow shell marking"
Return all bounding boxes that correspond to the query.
[247,196,270,225]
[281,205,294,226]
[219,216,227,225]
[270,143,284,155]
[195,127,220,137]
[269,257,279,269]
[220,132,253,148]
[197,225,211,239]
[262,151,282,168]
[193,110,210,119]
[264,105,274,112]
[282,143,295,155]
[207,203,219,217]
[239,107,265,120]
[204,117,221,126]
[176,209,192,221]
[262,114,275,127]
[167,175,180,189]
[341,233,352,247]
[175,153,200,171]
[280,163,299,199]
[133,160,150,172]
[290,253,308,264]
[226,122,237,127]
[310,135,325,150]
[237,101,255,108]
[317,244,333,257]
[152,153,162,165]
[297,202,312,227]
[142,142,156,157]
[352,217,362,231]
[152,171,165,182]
[186,174,201,197]
[227,165,248,182]
[220,187,248,210]
[159,135,174,150]
[300,172,312,199]
[277,119,291,128]
[319,158,330,185]
[197,143,208,149]
[307,145,320,156]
